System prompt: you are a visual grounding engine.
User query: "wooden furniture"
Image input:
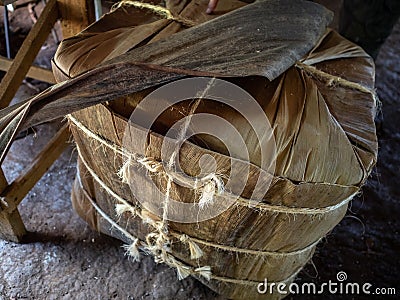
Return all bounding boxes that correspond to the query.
[0,0,94,242]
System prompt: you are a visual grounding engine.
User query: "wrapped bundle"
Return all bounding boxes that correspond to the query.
[50,0,378,298]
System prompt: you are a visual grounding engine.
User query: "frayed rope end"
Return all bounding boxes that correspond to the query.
[195,266,212,281]
[198,174,224,209]
[173,260,192,280]
[180,234,204,260]
[123,239,141,262]
[115,203,135,218]
[117,156,132,184]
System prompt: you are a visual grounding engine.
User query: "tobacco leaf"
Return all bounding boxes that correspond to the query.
[0,0,332,163]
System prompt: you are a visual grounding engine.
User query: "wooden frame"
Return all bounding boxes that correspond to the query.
[0,0,58,109]
[0,0,94,242]
[0,0,17,5]
[0,56,56,84]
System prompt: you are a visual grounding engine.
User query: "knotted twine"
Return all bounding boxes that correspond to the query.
[111,0,197,27]
[69,114,346,285]
[118,77,218,278]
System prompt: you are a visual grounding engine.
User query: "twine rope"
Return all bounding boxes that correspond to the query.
[75,161,305,286]
[76,150,320,257]
[295,62,379,107]
[142,77,218,272]
[68,114,355,215]
[112,0,197,27]
[75,166,211,280]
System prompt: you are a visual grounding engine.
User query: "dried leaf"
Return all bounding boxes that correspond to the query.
[0,0,333,164]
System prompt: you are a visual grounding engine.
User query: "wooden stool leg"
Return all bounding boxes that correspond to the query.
[0,169,26,242]
[0,209,26,242]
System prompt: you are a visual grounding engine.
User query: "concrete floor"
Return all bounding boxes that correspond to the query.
[0,3,399,300]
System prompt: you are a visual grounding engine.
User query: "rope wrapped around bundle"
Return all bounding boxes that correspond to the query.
[46,0,378,299]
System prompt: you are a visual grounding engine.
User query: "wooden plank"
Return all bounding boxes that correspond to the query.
[0,168,26,242]
[0,0,18,5]
[0,209,26,242]
[0,125,70,214]
[58,0,95,39]
[0,56,56,84]
[0,0,58,109]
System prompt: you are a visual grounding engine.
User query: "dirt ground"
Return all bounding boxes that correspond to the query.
[0,1,399,299]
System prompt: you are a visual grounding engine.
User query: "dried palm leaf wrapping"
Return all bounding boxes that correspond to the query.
[51,0,378,299]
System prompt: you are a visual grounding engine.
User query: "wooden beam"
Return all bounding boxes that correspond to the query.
[0,209,27,242]
[0,0,18,5]
[0,125,70,214]
[0,56,56,84]
[0,0,58,109]
[0,168,26,242]
[58,0,95,39]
